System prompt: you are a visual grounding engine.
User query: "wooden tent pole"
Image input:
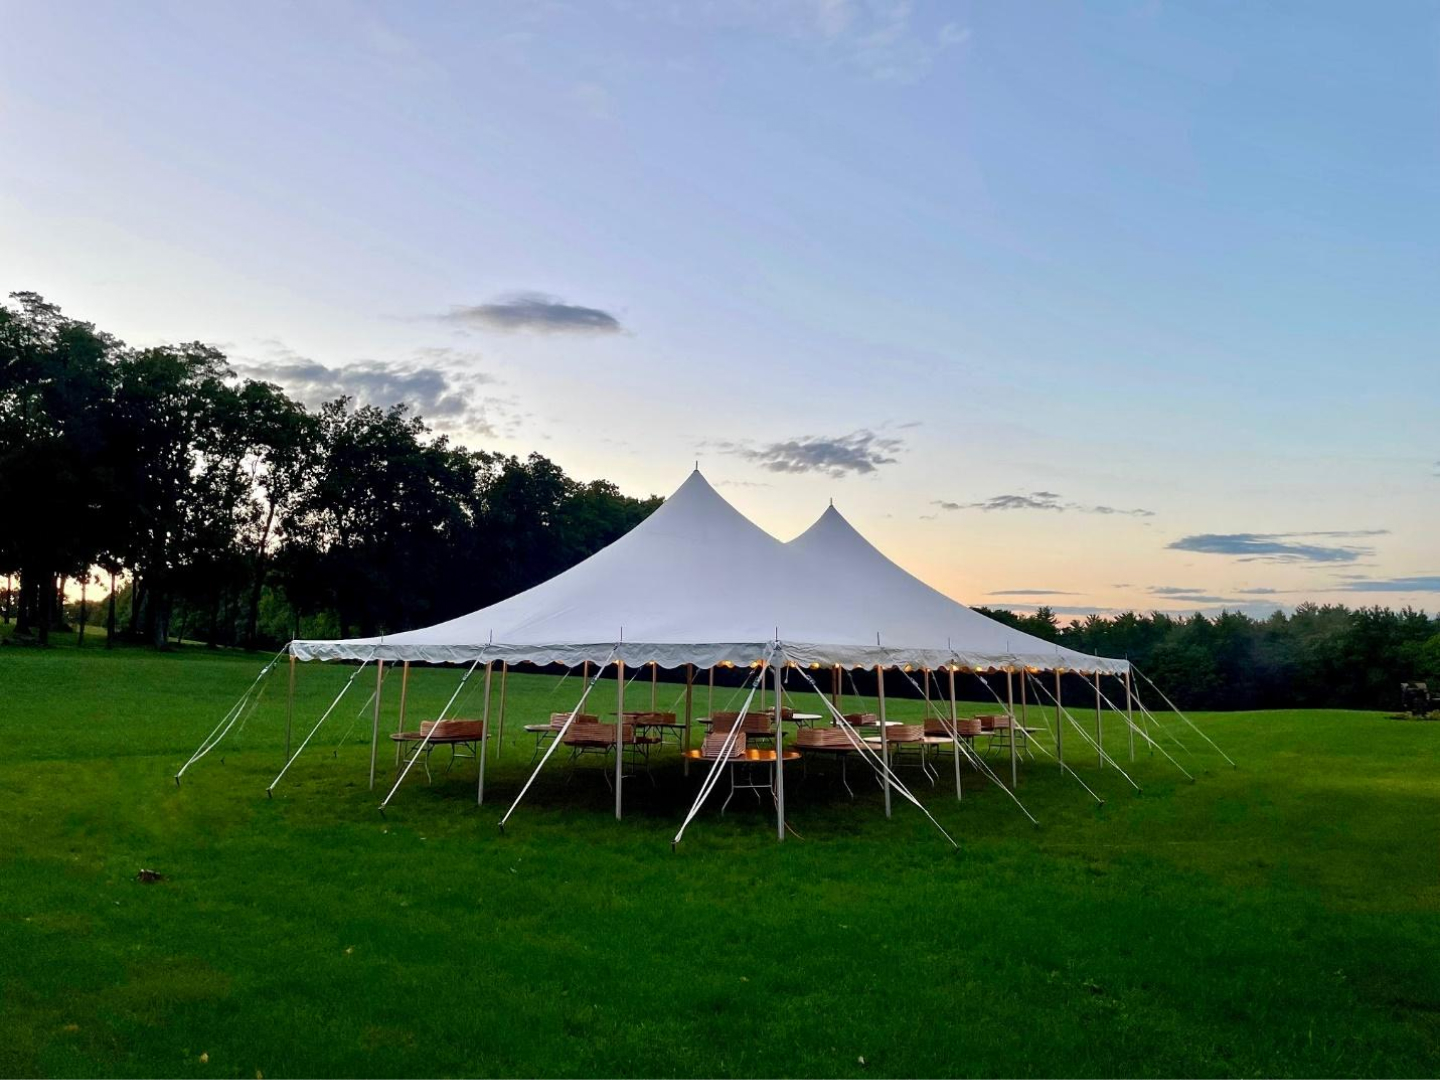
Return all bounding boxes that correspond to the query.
[1096,671,1105,768]
[497,661,508,759]
[683,664,694,777]
[286,653,296,763]
[368,660,385,790]
[614,660,625,820]
[650,661,657,711]
[477,662,492,804]
[774,660,785,841]
[395,661,410,764]
[949,664,962,802]
[1006,668,1017,788]
[876,664,891,818]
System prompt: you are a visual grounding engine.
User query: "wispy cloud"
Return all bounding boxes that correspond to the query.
[987,588,1078,596]
[1167,531,1387,564]
[935,491,1154,517]
[1147,586,1246,604]
[1331,575,1440,593]
[236,343,514,438]
[441,292,622,334]
[715,429,904,478]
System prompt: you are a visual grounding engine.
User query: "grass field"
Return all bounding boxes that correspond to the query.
[2,641,1438,1078]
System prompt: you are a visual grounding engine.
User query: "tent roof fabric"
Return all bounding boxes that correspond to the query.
[290,470,1127,674]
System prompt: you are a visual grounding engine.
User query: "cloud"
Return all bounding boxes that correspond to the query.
[1167,531,1386,564]
[987,589,1078,596]
[236,344,514,439]
[715,429,904,478]
[1235,587,1280,595]
[442,292,622,334]
[935,491,1154,517]
[1331,575,1440,593]
[1147,586,1246,604]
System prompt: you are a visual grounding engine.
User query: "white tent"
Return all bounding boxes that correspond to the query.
[291,469,1127,676]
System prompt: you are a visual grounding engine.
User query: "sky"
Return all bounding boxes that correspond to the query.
[3,0,1438,619]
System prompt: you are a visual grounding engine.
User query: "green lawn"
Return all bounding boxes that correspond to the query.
[1,642,1438,1078]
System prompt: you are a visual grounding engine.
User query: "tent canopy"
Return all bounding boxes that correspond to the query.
[290,470,1127,674]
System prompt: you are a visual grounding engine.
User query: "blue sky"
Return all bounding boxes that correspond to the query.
[3,0,1437,616]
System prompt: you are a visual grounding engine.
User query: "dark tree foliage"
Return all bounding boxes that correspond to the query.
[0,293,661,653]
[973,604,1440,711]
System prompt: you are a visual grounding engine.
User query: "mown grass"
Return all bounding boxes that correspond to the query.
[1,641,1438,1078]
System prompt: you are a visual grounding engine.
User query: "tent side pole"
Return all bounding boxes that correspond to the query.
[1097,671,1105,768]
[949,664,962,802]
[1006,668,1017,789]
[496,661,508,759]
[1126,669,1139,759]
[395,661,410,765]
[708,665,714,719]
[614,659,625,820]
[368,659,385,790]
[286,653,296,763]
[876,664,891,818]
[477,662,493,804]
[651,661,657,711]
[1020,671,1028,729]
[832,665,840,711]
[1056,668,1064,771]
[774,659,785,841]
[683,664,694,777]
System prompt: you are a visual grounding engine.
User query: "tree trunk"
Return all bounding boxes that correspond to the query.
[77,576,87,647]
[106,571,116,649]
[15,569,32,634]
[246,504,276,650]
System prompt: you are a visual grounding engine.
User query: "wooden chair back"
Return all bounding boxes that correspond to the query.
[550,711,596,729]
[420,719,484,739]
[702,732,746,758]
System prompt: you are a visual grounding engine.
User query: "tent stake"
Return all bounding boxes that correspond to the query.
[368,660,385,790]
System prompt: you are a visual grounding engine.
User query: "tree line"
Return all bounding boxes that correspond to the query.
[975,605,1440,712]
[5,291,1436,710]
[0,292,661,649]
